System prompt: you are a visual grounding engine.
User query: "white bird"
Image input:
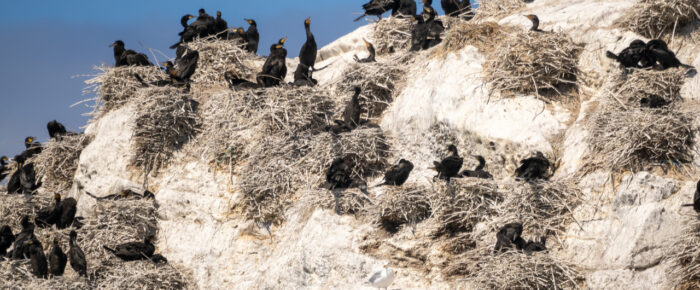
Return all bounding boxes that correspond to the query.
[367,262,394,290]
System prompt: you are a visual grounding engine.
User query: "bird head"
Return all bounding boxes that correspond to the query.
[70,230,78,240]
[110,40,125,48]
[25,136,35,146]
[216,11,222,17]
[199,8,206,15]
[364,40,371,48]
[525,14,538,21]
[447,144,458,155]
[53,237,61,245]
[54,193,61,201]
[162,61,174,68]
[630,39,646,48]
[238,27,245,34]
[0,156,7,164]
[275,37,287,49]
[245,19,256,26]
[187,14,194,20]
[305,17,311,25]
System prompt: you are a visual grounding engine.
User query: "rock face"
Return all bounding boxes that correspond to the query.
[69,0,699,289]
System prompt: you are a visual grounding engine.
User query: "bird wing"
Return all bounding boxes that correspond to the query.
[368,270,384,283]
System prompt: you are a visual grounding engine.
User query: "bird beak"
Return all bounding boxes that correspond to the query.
[109,43,116,47]
[305,18,310,25]
[189,15,194,19]
[280,37,287,44]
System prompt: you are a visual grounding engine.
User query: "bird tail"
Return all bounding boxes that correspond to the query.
[169,42,181,49]
[681,204,695,207]
[354,14,367,22]
[133,74,149,87]
[605,51,618,60]
[102,246,116,254]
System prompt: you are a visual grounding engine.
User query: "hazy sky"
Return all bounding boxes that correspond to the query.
[0,0,469,158]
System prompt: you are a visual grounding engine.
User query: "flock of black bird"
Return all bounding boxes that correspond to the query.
[3,1,700,277]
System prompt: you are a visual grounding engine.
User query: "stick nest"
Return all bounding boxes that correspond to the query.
[670,219,700,289]
[618,0,700,38]
[84,65,163,115]
[180,38,259,90]
[304,188,372,216]
[373,17,413,55]
[369,184,434,232]
[473,0,526,21]
[483,30,582,100]
[0,194,192,289]
[585,100,696,173]
[335,62,407,121]
[435,22,513,56]
[609,68,688,106]
[132,87,201,174]
[34,134,93,193]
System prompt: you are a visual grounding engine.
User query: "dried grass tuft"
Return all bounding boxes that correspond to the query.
[335,62,407,121]
[585,101,695,173]
[435,22,513,55]
[373,18,413,55]
[34,134,93,193]
[132,87,201,174]
[670,219,700,289]
[618,0,700,39]
[84,65,163,115]
[473,0,526,21]
[181,37,259,90]
[483,30,582,100]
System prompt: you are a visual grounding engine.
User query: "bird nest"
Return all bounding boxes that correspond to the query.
[181,37,259,91]
[473,0,527,21]
[609,67,688,106]
[131,87,201,175]
[445,248,582,289]
[373,17,413,55]
[335,62,407,121]
[84,65,163,115]
[432,179,504,240]
[238,127,390,225]
[435,22,512,56]
[483,29,582,100]
[304,188,372,216]
[585,100,696,173]
[197,91,252,169]
[0,195,192,289]
[669,219,700,289]
[618,0,700,39]
[34,134,94,193]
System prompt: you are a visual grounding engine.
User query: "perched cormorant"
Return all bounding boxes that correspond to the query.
[110,40,152,67]
[354,40,377,63]
[514,151,550,181]
[214,11,228,38]
[494,223,526,253]
[169,14,196,51]
[23,136,43,158]
[523,237,547,254]
[432,145,463,180]
[0,156,8,182]
[605,39,648,68]
[682,180,700,213]
[257,37,288,87]
[47,120,68,139]
[48,238,67,276]
[68,231,87,277]
[36,193,62,228]
[293,64,317,87]
[19,162,39,194]
[178,14,195,36]
[27,241,48,279]
[224,71,260,90]
[299,18,318,71]
[6,156,22,194]
[640,95,670,108]
[329,87,363,134]
[57,197,77,229]
[378,159,414,186]
[354,0,397,22]
[169,50,200,83]
[103,235,156,261]
[192,9,215,38]
[243,19,260,54]
[393,0,417,18]
[410,14,429,52]
[424,7,445,48]
[646,39,683,69]
[460,155,493,179]
[11,216,42,259]
[525,15,542,32]
[0,225,14,257]
[325,156,355,190]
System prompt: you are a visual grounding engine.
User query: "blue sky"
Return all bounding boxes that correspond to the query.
[0,0,470,159]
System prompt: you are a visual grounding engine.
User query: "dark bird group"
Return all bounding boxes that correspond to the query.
[355,0,472,22]
[606,39,691,70]
[494,223,546,254]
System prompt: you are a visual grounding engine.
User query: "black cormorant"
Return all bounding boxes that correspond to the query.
[494,222,526,253]
[424,7,445,48]
[169,14,196,51]
[605,39,647,68]
[393,0,417,18]
[6,156,23,194]
[354,40,377,63]
[257,37,288,87]
[523,237,547,254]
[432,145,463,180]
[244,19,260,54]
[169,50,200,83]
[514,151,551,181]
[0,225,14,257]
[110,40,152,67]
[646,39,683,69]
[103,235,156,261]
[0,156,8,182]
[178,14,195,36]
[57,197,77,229]
[47,120,68,139]
[23,136,43,158]
[439,0,462,16]
[525,15,542,32]
[325,156,355,190]
[48,238,67,276]
[460,155,493,179]
[214,11,228,38]
[150,254,169,264]
[329,87,363,134]
[36,193,62,228]
[354,0,397,22]
[27,241,48,279]
[11,216,42,259]
[682,180,700,213]
[299,18,318,71]
[640,95,670,108]
[68,230,87,277]
[379,159,414,186]
[293,64,317,87]
[192,9,215,38]
[19,162,39,194]
[224,71,260,89]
